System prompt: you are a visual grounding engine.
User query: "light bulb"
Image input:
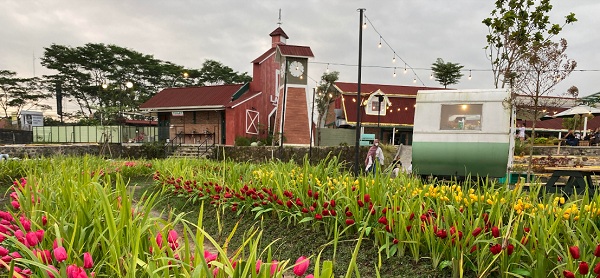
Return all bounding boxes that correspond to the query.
[412,78,416,83]
[102,83,108,89]
[393,68,396,77]
[392,56,396,63]
[378,37,382,48]
[326,64,329,73]
[126,81,133,88]
[404,65,407,74]
[468,70,472,80]
[430,73,433,80]
[363,22,367,29]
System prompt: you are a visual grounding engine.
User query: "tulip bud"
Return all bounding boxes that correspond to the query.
[562,270,575,278]
[579,261,589,275]
[83,252,94,269]
[569,246,580,259]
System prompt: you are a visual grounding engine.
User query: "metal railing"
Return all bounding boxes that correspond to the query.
[32,126,159,144]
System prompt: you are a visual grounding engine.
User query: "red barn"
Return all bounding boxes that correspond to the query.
[140,27,314,146]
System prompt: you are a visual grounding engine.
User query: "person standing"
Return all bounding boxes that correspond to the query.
[365,139,384,174]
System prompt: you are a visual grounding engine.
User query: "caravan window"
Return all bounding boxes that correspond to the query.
[440,104,482,130]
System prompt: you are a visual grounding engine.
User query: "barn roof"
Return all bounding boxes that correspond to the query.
[139,84,248,111]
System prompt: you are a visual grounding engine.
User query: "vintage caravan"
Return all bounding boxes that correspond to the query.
[412,89,514,178]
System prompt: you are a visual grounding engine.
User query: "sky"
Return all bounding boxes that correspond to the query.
[1,1,599,116]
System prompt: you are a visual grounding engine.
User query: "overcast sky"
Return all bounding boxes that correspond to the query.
[2,1,599,114]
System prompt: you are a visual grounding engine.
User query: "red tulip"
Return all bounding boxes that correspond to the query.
[489,244,502,255]
[471,227,482,237]
[364,194,371,203]
[409,212,415,220]
[378,216,388,225]
[83,252,94,269]
[330,199,336,207]
[393,238,399,244]
[562,270,575,278]
[406,225,412,232]
[470,245,477,253]
[357,200,364,207]
[491,226,500,238]
[345,219,355,225]
[594,244,600,257]
[579,261,589,275]
[345,211,353,217]
[293,256,310,276]
[315,214,323,220]
[523,227,530,233]
[53,246,67,262]
[436,229,447,239]
[569,246,580,259]
[506,244,514,255]
[593,261,600,274]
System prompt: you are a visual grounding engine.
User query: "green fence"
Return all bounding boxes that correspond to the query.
[32,126,161,144]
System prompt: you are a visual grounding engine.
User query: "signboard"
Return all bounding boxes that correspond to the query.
[171,111,184,116]
[21,111,44,131]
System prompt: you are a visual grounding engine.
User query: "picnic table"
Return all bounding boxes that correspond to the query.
[544,166,600,195]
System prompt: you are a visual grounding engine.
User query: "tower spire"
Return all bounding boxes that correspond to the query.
[277,9,282,26]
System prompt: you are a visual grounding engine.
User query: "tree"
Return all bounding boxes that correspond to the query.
[512,39,577,178]
[0,70,50,118]
[482,0,577,89]
[430,58,463,88]
[197,60,252,86]
[314,71,340,146]
[40,43,250,123]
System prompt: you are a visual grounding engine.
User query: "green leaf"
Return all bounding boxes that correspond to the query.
[299,216,314,224]
[509,268,531,277]
[439,260,452,270]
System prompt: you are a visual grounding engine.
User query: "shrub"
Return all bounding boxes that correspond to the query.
[235,136,252,146]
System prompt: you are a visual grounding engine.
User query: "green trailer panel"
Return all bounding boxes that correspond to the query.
[412,141,509,178]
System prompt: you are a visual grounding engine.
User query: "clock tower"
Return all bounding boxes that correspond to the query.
[274,37,313,145]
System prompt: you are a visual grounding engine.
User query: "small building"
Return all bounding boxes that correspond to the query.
[140,27,314,146]
[327,82,444,145]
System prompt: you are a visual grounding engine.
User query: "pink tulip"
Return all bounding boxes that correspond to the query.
[20,216,31,231]
[204,250,217,263]
[11,201,20,210]
[83,252,94,269]
[270,260,279,275]
[293,256,310,276]
[255,259,262,273]
[155,233,163,248]
[36,229,45,242]
[0,246,8,257]
[53,246,67,262]
[167,230,178,244]
[42,215,48,226]
[26,231,39,246]
[47,265,59,278]
[67,264,88,278]
[34,249,52,264]
[306,275,314,278]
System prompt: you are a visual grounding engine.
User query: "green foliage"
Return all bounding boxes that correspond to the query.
[138,141,167,159]
[234,136,252,146]
[0,70,50,118]
[482,0,577,88]
[430,58,464,88]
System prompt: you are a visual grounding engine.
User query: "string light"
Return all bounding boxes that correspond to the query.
[429,73,433,80]
[468,70,472,80]
[378,36,382,48]
[392,53,396,63]
[412,77,416,83]
[326,64,329,73]
[404,64,407,74]
[393,67,396,77]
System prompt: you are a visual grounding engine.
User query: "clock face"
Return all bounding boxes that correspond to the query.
[289,61,304,78]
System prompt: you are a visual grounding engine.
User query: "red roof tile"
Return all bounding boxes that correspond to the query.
[278,45,314,58]
[269,27,289,39]
[139,84,246,110]
[252,47,276,64]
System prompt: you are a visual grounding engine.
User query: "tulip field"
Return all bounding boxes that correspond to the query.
[2,156,600,277]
